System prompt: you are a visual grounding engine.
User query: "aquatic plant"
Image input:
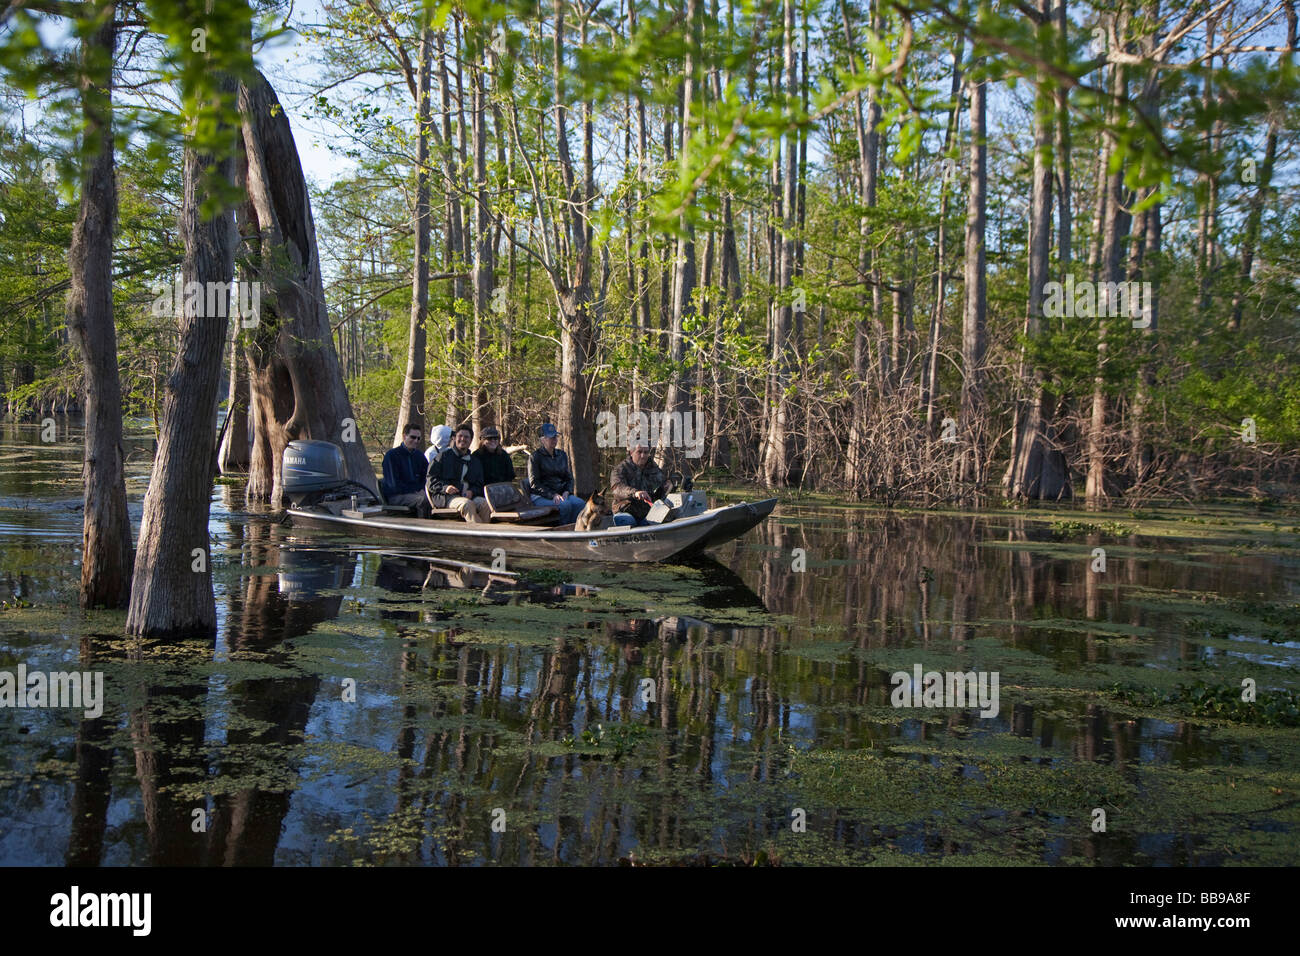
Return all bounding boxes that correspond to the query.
[1111,681,1300,727]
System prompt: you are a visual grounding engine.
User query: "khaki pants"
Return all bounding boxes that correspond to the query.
[450,495,492,523]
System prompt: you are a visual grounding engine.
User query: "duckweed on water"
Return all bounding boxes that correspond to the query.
[6,486,1300,866]
[1049,519,1137,538]
[1111,681,1300,727]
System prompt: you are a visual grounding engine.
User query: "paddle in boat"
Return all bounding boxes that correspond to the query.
[281,440,776,563]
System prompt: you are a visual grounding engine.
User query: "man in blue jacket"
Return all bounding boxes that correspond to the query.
[381,423,428,508]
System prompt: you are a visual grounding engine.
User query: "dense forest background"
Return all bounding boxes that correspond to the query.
[3,0,1297,509]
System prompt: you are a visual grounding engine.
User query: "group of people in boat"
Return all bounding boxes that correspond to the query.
[380,421,673,527]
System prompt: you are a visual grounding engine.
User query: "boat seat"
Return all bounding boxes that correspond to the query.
[484,482,558,523]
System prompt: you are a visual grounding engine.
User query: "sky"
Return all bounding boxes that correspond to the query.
[256,0,359,190]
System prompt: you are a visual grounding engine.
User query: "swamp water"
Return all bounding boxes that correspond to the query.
[0,420,1297,865]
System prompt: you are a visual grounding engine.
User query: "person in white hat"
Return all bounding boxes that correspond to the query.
[425,424,454,467]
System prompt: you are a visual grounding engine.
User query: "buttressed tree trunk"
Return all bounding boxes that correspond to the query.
[66,0,131,609]
[239,70,376,506]
[126,79,238,638]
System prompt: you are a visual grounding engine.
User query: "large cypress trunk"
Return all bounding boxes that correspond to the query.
[66,1,131,609]
[126,82,238,638]
[239,70,376,506]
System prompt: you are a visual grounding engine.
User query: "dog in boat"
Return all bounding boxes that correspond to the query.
[574,489,611,532]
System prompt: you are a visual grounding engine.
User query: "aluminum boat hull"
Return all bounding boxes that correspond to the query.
[285,498,777,563]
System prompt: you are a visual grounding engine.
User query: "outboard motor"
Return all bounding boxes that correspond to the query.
[647,469,707,523]
[283,440,350,506]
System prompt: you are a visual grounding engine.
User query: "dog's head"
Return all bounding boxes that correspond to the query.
[576,490,610,530]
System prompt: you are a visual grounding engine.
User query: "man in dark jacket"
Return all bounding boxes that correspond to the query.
[427,425,491,522]
[527,422,585,525]
[381,423,428,508]
[610,441,670,526]
[472,425,516,485]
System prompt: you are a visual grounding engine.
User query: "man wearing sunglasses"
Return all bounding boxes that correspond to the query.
[381,422,429,509]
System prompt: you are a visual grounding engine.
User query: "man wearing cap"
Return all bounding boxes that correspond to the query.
[527,423,585,525]
[471,425,516,485]
[426,424,492,522]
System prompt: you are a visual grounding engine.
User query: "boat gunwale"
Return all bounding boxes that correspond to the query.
[286,498,776,543]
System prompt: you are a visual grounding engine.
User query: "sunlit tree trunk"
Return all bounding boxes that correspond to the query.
[240,70,376,507]
[393,21,433,446]
[66,0,131,609]
[127,79,238,638]
[661,0,699,471]
[959,65,987,487]
[761,0,800,488]
[922,30,964,434]
[470,32,494,440]
[1086,42,1131,508]
[218,317,250,472]
[1004,0,1067,500]
[843,0,881,494]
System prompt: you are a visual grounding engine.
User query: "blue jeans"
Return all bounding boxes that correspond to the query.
[612,511,647,527]
[533,493,584,525]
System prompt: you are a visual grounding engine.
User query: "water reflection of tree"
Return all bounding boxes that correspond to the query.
[65,637,114,866]
[69,520,341,865]
[204,523,337,865]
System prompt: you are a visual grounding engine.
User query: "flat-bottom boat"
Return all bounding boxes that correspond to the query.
[280,438,776,563]
[287,496,777,563]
